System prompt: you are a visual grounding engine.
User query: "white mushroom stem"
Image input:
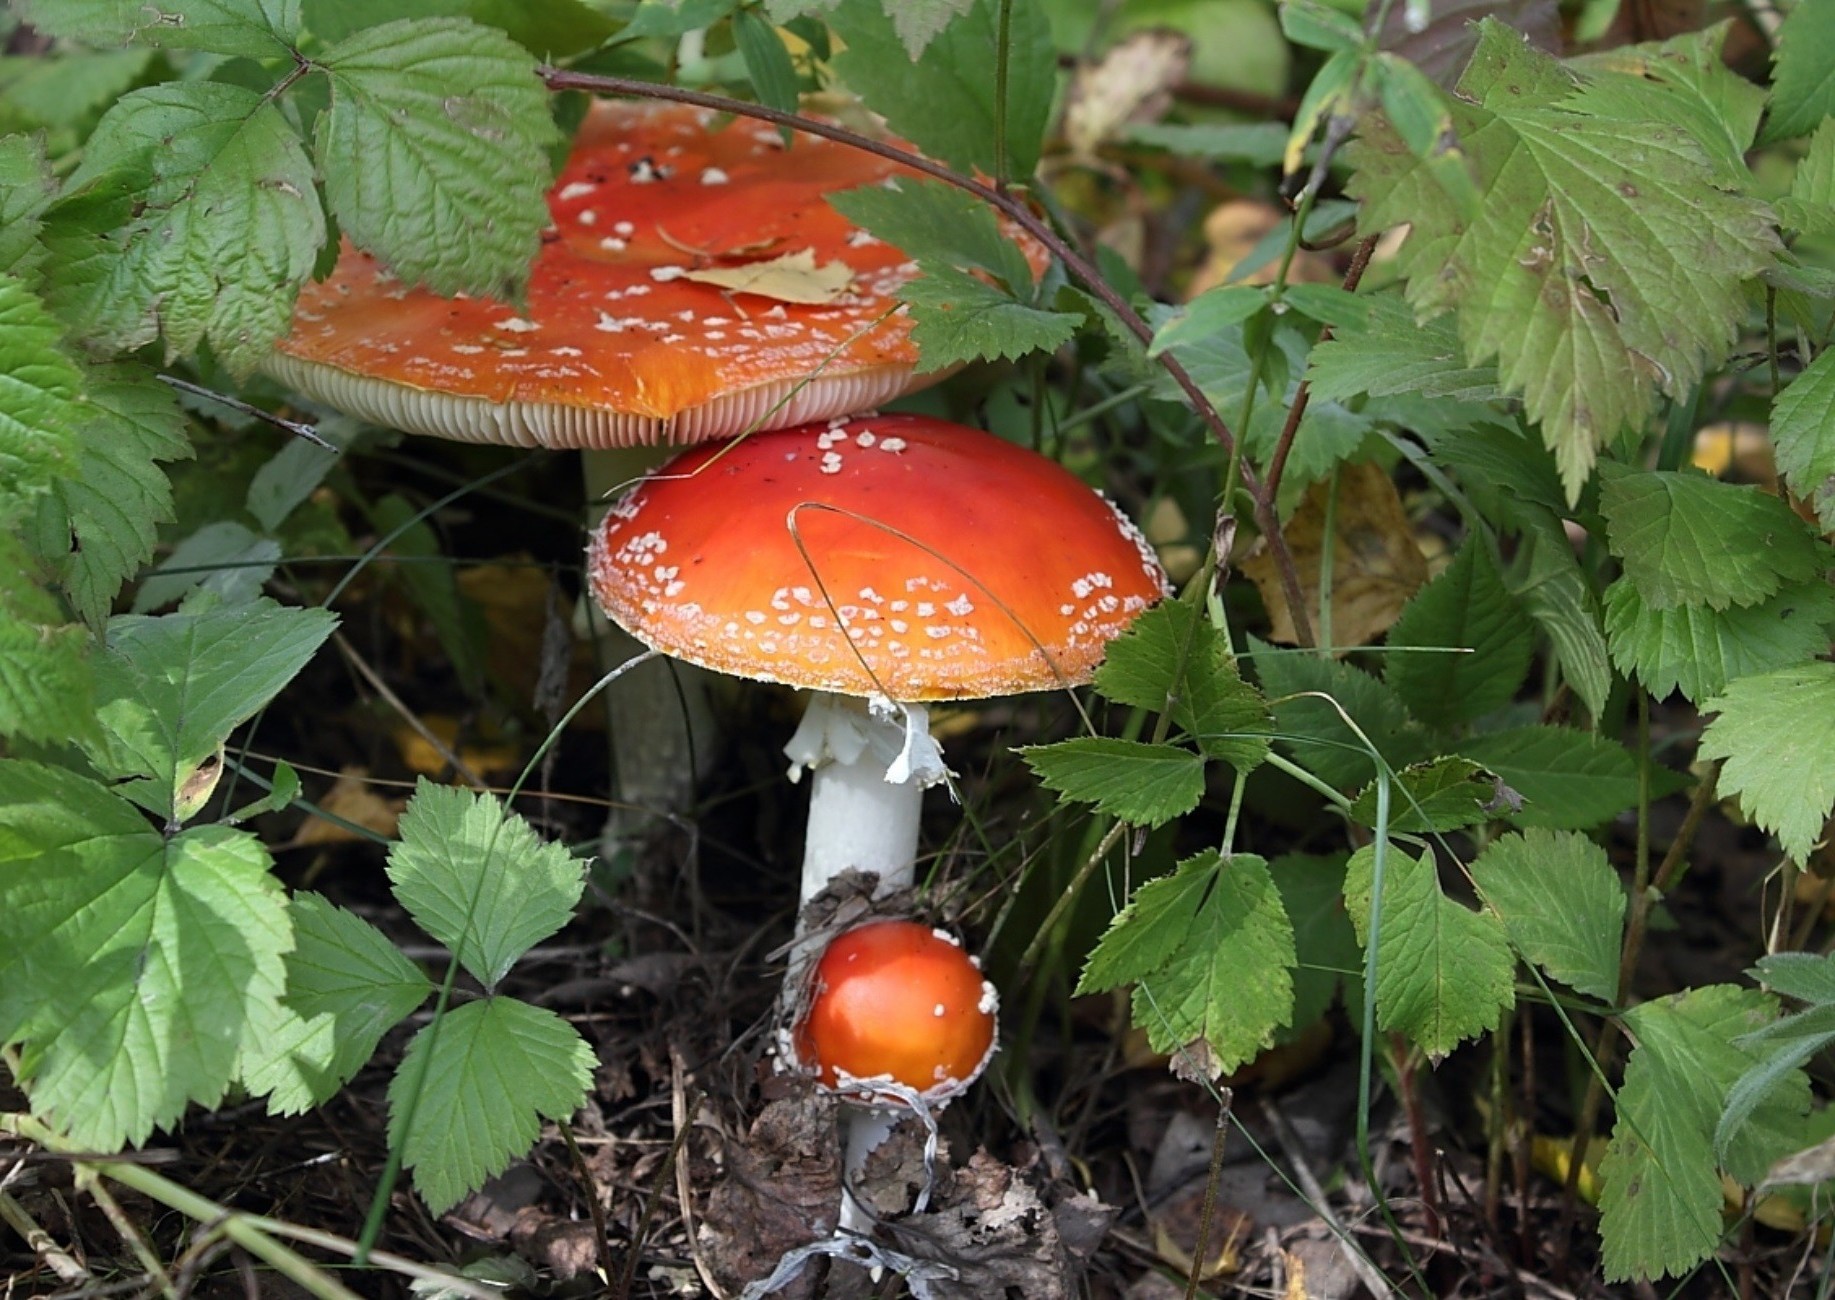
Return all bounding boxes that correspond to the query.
[784,693,949,913]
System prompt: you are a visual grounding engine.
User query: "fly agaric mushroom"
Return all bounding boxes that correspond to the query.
[265,98,1029,858]
[791,918,998,1230]
[585,411,1171,923]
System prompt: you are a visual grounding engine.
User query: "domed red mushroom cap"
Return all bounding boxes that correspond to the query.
[585,413,1171,700]
[266,100,986,449]
[792,920,998,1103]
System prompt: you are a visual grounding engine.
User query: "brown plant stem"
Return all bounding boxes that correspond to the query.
[534,69,1318,645]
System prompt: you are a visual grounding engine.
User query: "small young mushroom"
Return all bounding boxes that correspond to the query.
[789,918,997,1231]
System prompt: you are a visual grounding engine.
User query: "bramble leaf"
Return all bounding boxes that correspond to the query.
[86,600,337,825]
[314,18,558,299]
[1469,827,1623,1001]
[0,138,55,283]
[48,83,324,371]
[1603,575,1835,705]
[1761,0,1835,143]
[1094,599,1273,772]
[1385,541,1536,731]
[0,275,79,523]
[1599,987,1806,1282]
[0,761,289,1149]
[1078,851,1296,1075]
[1770,345,1835,531]
[1699,664,1835,864]
[241,892,432,1114]
[0,537,94,747]
[13,0,299,57]
[899,267,1079,372]
[1350,756,1497,832]
[386,781,585,990]
[1305,292,1501,405]
[1269,854,1361,1028]
[1601,467,1826,611]
[1250,639,1433,790]
[1460,725,1676,830]
[1020,737,1205,829]
[829,177,1038,294]
[390,996,594,1213]
[1344,840,1514,1056]
[1348,21,1778,498]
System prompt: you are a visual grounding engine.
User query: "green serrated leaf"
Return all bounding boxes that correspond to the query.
[1777,119,1835,238]
[901,265,1079,371]
[242,891,432,1113]
[1269,853,1361,1028]
[1761,0,1835,143]
[42,363,195,627]
[1093,599,1272,771]
[1020,736,1206,828]
[1079,851,1296,1074]
[1600,986,1805,1281]
[1699,663,1835,865]
[828,177,1038,293]
[1469,827,1624,1000]
[1307,296,1502,406]
[1751,951,1835,1005]
[1251,638,1433,790]
[1567,27,1766,181]
[1386,541,1536,731]
[1771,345,1835,531]
[1350,756,1496,832]
[314,18,558,299]
[0,136,55,283]
[1509,509,1612,720]
[1148,285,1269,357]
[1603,574,1835,705]
[14,0,299,56]
[1124,121,1290,168]
[133,520,281,612]
[1715,1003,1835,1177]
[86,599,337,824]
[1344,839,1514,1057]
[827,0,1053,180]
[1460,725,1667,830]
[0,541,96,746]
[46,82,324,371]
[1602,466,1826,611]
[1280,0,1364,52]
[0,274,81,521]
[390,996,594,1213]
[1348,20,1778,498]
[0,761,289,1149]
[387,780,585,989]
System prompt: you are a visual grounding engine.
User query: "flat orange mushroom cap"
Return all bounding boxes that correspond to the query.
[586,414,1171,701]
[266,100,958,449]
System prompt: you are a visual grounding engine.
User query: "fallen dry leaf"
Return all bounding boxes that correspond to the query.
[293,766,404,845]
[1186,199,1335,299]
[1064,30,1192,162]
[1242,462,1429,648]
[681,250,855,304]
[700,1094,841,1297]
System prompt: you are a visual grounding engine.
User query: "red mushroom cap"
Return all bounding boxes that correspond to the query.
[792,920,997,1102]
[266,100,999,448]
[585,413,1171,701]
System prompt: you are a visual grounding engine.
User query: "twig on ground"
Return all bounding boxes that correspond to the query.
[1257,1097,1394,1298]
[0,1186,90,1285]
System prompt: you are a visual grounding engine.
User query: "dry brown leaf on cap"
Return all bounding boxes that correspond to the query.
[293,766,404,846]
[680,249,856,305]
[1063,29,1192,163]
[1242,461,1429,648]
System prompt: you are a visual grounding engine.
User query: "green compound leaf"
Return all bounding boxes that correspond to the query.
[827,0,1053,179]
[1094,599,1273,772]
[1347,20,1778,499]
[0,540,95,747]
[41,364,196,628]
[829,177,1039,294]
[13,0,299,56]
[387,780,586,990]
[1078,851,1296,1075]
[48,83,324,372]
[1599,987,1807,1282]
[1269,854,1361,1029]
[1510,510,1612,720]
[1305,291,1502,405]
[1385,541,1536,732]
[390,996,594,1213]
[1770,345,1835,531]
[1699,663,1835,864]
[899,266,1079,372]
[1469,827,1624,1001]
[1250,638,1433,791]
[314,18,559,299]
[0,761,289,1149]
[241,892,432,1114]
[1777,119,1835,238]
[1601,467,1827,612]
[0,275,81,520]
[1345,840,1514,1057]
[86,600,337,825]
[1761,0,1835,143]
[1350,756,1499,833]
[1020,737,1205,829]
[0,137,56,284]
[1460,724,1677,830]
[1603,575,1835,705]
